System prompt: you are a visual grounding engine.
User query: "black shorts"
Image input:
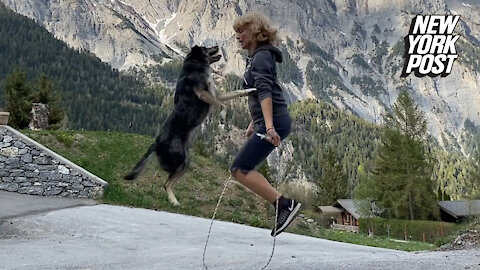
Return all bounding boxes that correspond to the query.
[230,113,291,175]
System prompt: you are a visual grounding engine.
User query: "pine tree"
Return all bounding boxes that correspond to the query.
[5,71,32,129]
[31,74,65,129]
[356,91,438,220]
[316,147,348,205]
[469,146,480,199]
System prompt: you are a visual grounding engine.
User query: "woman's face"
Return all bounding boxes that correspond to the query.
[235,26,257,52]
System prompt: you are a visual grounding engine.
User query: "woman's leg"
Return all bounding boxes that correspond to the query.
[230,114,291,203]
[232,170,279,203]
[230,114,299,236]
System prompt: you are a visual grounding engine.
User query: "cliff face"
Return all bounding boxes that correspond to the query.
[2,0,480,153]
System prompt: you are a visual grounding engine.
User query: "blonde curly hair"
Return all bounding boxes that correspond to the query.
[233,12,280,46]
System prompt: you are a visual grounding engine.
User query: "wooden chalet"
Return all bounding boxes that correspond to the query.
[438,200,480,222]
[318,199,365,232]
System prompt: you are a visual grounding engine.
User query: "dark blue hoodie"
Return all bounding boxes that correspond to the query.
[243,45,289,125]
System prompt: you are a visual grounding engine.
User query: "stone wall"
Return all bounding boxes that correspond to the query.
[0,125,108,199]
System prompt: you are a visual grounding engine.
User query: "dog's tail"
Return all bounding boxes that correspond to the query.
[124,142,157,180]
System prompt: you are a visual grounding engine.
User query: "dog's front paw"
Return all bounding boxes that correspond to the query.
[218,101,227,108]
[244,88,257,93]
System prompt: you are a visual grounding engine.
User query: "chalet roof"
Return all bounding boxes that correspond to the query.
[318,205,344,214]
[437,200,480,219]
[334,199,361,219]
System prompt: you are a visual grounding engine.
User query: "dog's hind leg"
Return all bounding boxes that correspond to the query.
[164,162,188,206]
[216,88,256,102]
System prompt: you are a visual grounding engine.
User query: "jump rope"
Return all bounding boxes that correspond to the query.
[202,133,280,270]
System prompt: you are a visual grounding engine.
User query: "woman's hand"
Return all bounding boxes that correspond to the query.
[246,121,254,137]
[266,128,281,147]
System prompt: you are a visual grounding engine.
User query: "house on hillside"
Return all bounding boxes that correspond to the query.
[438,200,480,222]
[318,199,370,232]
[319,199,480,231]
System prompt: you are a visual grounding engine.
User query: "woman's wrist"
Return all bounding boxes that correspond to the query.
[266,127,275,132]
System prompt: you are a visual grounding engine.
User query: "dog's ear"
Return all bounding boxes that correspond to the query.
[191,45,201,53]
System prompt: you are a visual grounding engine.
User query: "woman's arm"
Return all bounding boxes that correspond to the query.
[246,120,254,137]
[260,98,274,130]
[251,51,281,146]
[251,50,275,129]
[260,97,280,146]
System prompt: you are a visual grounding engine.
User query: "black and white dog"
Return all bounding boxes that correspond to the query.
[125,45,255,206]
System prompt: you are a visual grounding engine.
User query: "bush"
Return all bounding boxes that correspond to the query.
[359,217,459,243]
[55,131,75,147]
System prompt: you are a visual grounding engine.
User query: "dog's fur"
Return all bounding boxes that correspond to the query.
[124,45,255,206]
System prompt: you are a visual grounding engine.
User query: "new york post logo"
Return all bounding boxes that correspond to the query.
[401,15,460,78]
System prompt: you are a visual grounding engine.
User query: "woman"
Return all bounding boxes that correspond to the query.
[230,12,301,237]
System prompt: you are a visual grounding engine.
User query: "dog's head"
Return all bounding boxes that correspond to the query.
[188,45,222,64]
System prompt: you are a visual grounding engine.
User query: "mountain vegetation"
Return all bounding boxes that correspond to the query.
[4,71,64,129]
[0,2,171,135]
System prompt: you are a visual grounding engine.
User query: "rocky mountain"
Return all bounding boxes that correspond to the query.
[2,0,480,154]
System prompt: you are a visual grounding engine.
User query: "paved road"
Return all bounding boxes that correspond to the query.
[0,191,96,220]
[0,193,479,269]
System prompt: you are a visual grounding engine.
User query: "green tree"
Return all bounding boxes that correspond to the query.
[31,74,65,129]
[5,71,32,129]
[357,91,438,220]
[316,147,348,205]
[468,147,480,199]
